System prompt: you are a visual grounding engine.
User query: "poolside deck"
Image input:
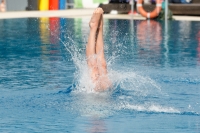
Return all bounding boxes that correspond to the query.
[0,9,200,21]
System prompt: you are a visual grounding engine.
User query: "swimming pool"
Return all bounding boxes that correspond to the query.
[0,17,200,132]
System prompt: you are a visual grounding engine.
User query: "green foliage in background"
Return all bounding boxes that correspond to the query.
[74,0,83,8]
[93,0,108,3]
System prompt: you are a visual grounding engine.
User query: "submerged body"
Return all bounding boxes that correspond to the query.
[86,8,111,91]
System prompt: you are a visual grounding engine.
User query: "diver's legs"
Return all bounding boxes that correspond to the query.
[86,8,103,81]
[95,13,111,91]
[95,13,107,76]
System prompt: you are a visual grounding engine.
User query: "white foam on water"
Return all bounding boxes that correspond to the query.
[122,103,181,114]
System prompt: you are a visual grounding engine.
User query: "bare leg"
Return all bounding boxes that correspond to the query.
[86,8,111,91]
[86,8,103,82]
[95,14,107,76]
[95,11,112,91]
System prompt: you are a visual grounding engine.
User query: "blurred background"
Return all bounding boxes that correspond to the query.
[0,0,199,16]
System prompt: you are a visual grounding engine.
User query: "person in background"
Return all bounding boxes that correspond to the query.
[0,0,6,12]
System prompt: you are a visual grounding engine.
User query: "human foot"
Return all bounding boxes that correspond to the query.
[89,8,104,31]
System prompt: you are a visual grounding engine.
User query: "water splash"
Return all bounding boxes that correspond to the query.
[55,21,184,117]
[60,34,161,94]
[56,34,176,117]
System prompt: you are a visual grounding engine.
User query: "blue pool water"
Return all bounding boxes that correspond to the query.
[0,18,200,132]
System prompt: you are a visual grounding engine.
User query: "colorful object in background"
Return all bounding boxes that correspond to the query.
[39,0,49,10]
[39,17,50,44]
[49,0,59,10]
[137,0,162,19]
[59,0,66,9]
[137,20,162,50]
[49,17,60,44]
[59,18,67,44]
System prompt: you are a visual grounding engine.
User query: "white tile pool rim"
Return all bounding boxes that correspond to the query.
[0,9,200,21]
